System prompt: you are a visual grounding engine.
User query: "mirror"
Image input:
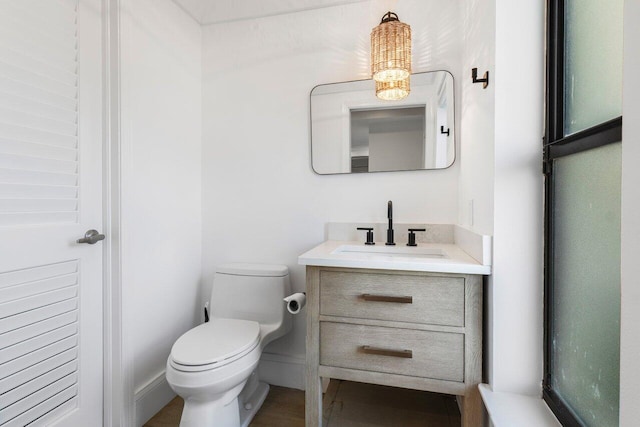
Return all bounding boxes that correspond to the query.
[310,71,455,174]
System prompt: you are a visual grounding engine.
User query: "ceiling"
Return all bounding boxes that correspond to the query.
[172,0,372,25]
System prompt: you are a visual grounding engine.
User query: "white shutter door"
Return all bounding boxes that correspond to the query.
[0,0,80,227]
[0,0,104,426]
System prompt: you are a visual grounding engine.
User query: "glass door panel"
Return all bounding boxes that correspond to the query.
[551,142,621,426]
[564,0,623,135]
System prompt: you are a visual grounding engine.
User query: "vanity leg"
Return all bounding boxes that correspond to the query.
[463,274,484,427]
[463,387,483,427]
[305,372,322,427]
[305,266,322,426]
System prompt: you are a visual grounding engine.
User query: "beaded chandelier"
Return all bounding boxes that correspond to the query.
[371,11,411,100]
[375,75,410,101]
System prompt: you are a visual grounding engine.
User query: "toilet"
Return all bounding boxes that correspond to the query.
[166,263,292,427]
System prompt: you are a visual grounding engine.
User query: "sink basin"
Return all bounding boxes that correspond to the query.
[331,245,448,259]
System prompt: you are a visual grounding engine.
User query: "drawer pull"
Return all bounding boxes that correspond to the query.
[361,294,413,304]
[360,345,413,359]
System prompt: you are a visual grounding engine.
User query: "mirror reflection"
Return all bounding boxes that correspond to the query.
[311,71,455,174]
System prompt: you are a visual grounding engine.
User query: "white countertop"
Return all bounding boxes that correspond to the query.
[298,240,491,275]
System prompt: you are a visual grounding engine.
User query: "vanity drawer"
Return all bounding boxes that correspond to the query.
[320,322,464,382]
[319,270,464,327]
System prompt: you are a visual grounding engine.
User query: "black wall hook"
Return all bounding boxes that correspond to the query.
[472,68,489,89]
[440,126,450,136]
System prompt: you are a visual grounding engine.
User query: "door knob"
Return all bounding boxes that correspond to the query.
[77,229,105,244]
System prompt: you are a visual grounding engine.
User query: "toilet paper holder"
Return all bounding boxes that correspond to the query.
[284,292,306,314]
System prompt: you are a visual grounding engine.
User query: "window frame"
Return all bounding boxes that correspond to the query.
[543,0,622,425]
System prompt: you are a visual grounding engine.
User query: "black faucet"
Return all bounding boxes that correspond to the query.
[386,201,395,245]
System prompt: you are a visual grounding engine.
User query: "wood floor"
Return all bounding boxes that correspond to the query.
[144,380,461,427]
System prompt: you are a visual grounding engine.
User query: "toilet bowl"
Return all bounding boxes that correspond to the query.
[166,263,292,427]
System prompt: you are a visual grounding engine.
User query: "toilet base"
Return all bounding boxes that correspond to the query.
[177,371,270,427]
[180,394,241,427]
[238,379,269,427]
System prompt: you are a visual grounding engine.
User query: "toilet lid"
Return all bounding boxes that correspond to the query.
[170,318,260,367]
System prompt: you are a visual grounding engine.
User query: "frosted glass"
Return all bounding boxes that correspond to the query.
[551,142,621,426]
[564,0,623,135]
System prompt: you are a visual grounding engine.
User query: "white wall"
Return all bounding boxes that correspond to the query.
[489,0,545,395]
[459,0,545,396]
[119,0,202,422]
[458,0,495,235]
[458,0,496,395]
[620,0,640,424]
[201,0,463,386]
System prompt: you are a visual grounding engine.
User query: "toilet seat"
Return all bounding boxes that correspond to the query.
[170,318,260,372]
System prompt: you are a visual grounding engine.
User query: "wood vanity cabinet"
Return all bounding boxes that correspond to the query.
[305,266,483,427]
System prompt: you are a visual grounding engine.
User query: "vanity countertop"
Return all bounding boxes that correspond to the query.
[298,240,491,275]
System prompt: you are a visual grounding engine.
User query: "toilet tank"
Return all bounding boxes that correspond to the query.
[209,263,291,327]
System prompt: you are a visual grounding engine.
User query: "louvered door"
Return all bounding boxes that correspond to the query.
[0,0,104,426]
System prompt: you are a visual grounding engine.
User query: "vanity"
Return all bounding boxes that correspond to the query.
[299,227,491,427]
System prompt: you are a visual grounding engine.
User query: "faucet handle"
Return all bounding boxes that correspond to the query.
[357,227,375,245]
[407,228,426,246]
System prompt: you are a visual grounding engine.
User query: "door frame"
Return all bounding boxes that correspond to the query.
[103,0,135,425]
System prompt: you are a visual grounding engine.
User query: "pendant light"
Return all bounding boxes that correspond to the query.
[375,75,410,101]
[371,11,412,98]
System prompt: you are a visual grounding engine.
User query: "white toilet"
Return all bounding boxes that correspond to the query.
[166,263,292,427]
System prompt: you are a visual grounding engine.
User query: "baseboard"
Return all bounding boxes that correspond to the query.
[134,371,176,427]
[258,352,306,391]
